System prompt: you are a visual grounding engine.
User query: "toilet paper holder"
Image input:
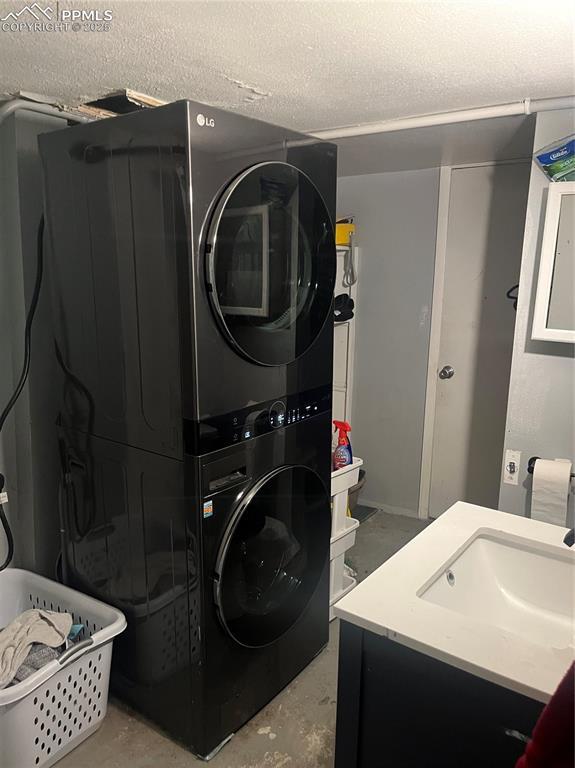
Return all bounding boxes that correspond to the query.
[527,456,575,479]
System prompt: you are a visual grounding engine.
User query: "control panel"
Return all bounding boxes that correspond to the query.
[285,401,321,425]
[184,385,332,454]
[269,401,287,429]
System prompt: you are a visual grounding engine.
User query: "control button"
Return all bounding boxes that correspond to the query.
[232,432,239,442]
[243,429,252,440]
[269,401,286,428]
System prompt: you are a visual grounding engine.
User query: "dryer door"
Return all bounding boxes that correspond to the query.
[214,465,330,647]
[206,162,336,366]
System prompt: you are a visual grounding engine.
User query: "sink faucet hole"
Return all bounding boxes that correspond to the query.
[446,570,455,586]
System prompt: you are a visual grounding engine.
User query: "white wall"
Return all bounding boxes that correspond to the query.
[337,169,439,515]
[499,108,575,523]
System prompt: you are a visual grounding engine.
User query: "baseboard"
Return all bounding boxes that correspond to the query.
[356,498,381,510]
[358,497,419,519]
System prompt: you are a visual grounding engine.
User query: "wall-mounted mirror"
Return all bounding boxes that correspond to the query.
[532,182,575,343]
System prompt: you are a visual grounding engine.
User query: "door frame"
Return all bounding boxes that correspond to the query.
[418,165,451,519]
[417,160,530,519]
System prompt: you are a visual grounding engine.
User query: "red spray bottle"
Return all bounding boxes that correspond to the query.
[332,420,353,470]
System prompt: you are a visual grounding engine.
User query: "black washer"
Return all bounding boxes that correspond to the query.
[214,465,330,648]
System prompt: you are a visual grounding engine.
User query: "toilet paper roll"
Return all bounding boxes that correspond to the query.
[531,458,572,526]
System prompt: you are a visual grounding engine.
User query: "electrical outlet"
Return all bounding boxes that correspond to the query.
[503,450,521,485]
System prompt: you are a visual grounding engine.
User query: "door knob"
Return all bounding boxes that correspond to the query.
[439,365,455,380]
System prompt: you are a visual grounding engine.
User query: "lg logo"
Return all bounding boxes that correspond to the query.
[196,113,215,128]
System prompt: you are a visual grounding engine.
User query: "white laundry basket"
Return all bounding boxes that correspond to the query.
[0,569,126,768]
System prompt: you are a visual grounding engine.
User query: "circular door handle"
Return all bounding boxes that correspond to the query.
[439,365,455,380]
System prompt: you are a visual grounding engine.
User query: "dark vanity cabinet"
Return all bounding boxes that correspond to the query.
[335,621,544,768]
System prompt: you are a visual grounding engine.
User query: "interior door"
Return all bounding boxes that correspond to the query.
[214,465,330,647]
[206,162,336,366]
[428,163,530,518]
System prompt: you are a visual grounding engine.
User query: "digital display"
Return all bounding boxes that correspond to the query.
[188,385,332,454]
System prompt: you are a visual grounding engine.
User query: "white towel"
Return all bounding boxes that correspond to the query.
[0,609,72,689]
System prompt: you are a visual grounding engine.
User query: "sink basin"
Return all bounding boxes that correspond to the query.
[419,531,574,649]
[334,502,575,702]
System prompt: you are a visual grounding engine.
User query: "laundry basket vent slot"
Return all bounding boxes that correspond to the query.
[32,663,105,765]
[27,592,104,635]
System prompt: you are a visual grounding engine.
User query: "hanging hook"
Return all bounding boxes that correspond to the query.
[506,284,519,311]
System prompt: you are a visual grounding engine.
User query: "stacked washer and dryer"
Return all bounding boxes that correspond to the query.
[39,101,337,758]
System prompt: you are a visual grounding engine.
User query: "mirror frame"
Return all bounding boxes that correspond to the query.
[532,181,575,343]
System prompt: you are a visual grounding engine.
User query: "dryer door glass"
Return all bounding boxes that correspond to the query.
[215,465,330,647]
[206,162,335,366]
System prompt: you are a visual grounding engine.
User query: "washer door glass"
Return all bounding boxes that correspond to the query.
[215,465,330,647]
[206,162,335,366]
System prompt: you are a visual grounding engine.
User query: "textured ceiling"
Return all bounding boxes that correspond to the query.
[0,0,574,132]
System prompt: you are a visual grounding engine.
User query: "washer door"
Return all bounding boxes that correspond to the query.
[206,162,336,366]
[214,465,330,647]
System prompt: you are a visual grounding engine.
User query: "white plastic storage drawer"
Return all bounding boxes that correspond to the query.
[331,457,363,537]
[329,567,357,621]
[331,457,363,496]
[330,515,359,560]
[329,516,359,620]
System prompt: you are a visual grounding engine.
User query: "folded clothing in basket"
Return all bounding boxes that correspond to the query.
[0,609,72,689]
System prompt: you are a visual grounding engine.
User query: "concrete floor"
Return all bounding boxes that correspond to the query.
[346,507,430,584]
[58,510,428,768]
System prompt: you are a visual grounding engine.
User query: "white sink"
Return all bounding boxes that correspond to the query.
[334,502,575,702]
[419,531,574,650]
